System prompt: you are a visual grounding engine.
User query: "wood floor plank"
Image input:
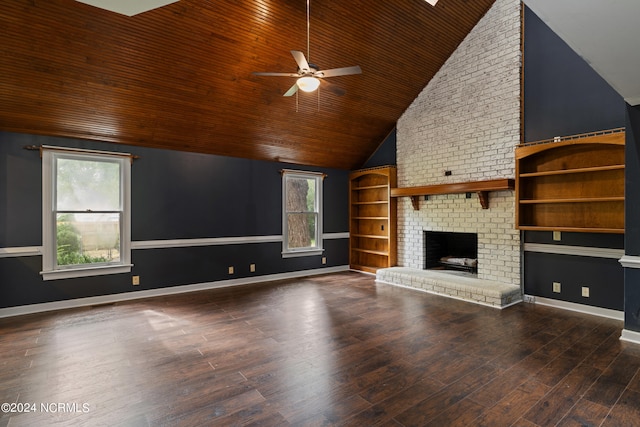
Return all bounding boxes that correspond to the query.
[531,355,582,387]
[470,378,550,427]
[523,363,603,426]
[0,272,636,426]
[628,368,640,393]
[603,389,640,426]
[423,397,485,426]
[355,363,438,405]
[583,351,640,407]
[555,398,610,427]
[466,363,537,408]
[393,363,503,425]
[341,377,445,426]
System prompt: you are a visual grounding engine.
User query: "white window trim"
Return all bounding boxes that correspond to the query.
[281,169,324,258]
[41,147,132,280]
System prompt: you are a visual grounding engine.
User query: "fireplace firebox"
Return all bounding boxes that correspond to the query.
[424,231,478,273]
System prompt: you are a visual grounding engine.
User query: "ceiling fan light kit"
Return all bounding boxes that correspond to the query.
[252,0,361,98]
[296,76,320,92]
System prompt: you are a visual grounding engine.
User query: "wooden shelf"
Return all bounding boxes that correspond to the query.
[353,184,389,190]
[517,225,623,234]
[351,248,390,256]
[515,128,625,234]
[519,197,624,204]
[352,216,389,220]
[349,166,397,273]
[519,164,624,178]
[352,201,389,205]
[348,264,380,275]
[390,178,514,210]
[351,234,389,239]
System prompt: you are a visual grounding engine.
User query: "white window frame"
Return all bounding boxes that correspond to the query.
[281,169,324,258]
[41,146,132,280]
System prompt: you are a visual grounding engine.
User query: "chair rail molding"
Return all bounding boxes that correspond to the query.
[619,255,640,269]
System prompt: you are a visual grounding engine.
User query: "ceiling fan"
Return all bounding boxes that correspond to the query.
[252,0,361,97]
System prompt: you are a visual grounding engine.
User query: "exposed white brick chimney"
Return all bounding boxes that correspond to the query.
[396,0,522,285]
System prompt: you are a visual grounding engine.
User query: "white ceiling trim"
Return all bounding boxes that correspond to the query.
[75,0,179,16]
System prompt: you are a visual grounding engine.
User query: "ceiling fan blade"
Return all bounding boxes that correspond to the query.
[283,83,299,97]
[317,65,362,78]
[252,72,298,77]
[321,80,346,96]
[291,50,310,72]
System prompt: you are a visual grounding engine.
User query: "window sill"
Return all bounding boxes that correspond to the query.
[281,249,324,258]
[40,264,133,281]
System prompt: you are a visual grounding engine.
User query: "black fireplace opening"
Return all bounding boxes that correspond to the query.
[424,231,478,273]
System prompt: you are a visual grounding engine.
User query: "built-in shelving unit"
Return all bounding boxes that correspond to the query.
[349,166,397,274]
[515,128,625,234]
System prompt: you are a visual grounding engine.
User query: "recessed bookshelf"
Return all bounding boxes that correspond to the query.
[349,166,397,273]
[515,128,625,234]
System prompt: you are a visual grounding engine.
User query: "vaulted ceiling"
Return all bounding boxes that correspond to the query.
[0,0,496,170]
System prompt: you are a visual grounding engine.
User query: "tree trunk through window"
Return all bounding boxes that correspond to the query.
[287,178,312,248]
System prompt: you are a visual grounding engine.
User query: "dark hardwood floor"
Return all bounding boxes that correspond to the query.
[1,271,639,426]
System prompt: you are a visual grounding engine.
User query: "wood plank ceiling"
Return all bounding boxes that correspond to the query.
[0,0,496,170]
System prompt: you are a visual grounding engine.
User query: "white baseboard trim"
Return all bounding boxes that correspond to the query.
[525,295,624,321]
[620,329,640,345]
[0,265,349,319]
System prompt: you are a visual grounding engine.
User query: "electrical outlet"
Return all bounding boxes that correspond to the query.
[582,287,590,297]
[553,231,562,241]
[553,282,561,293]
[322,257,327,265]
[250,264,255,272]
[228,266,234,274]
[132,276,140,285]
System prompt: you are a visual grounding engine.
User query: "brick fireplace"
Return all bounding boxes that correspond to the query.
[397,191,520,285]
[388,0,522,293]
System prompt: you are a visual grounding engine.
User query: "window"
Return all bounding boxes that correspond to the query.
[41,147,132,280]
[282,169,324,257]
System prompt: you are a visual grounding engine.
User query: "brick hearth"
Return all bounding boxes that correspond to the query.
[377,267,522,309]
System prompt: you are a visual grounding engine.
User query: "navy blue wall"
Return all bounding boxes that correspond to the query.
[523,8,625,142]
[624,105,640,331]
[0,131,349,310]
[625,106,640,254]
[522,6,626,311]
[361,128,396,169]
[523,232,624,310]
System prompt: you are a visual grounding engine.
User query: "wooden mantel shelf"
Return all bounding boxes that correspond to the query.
[390,178,515,210]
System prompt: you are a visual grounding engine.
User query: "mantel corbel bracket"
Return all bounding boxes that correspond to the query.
[410,196,420,210]
[477,191,489,209]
